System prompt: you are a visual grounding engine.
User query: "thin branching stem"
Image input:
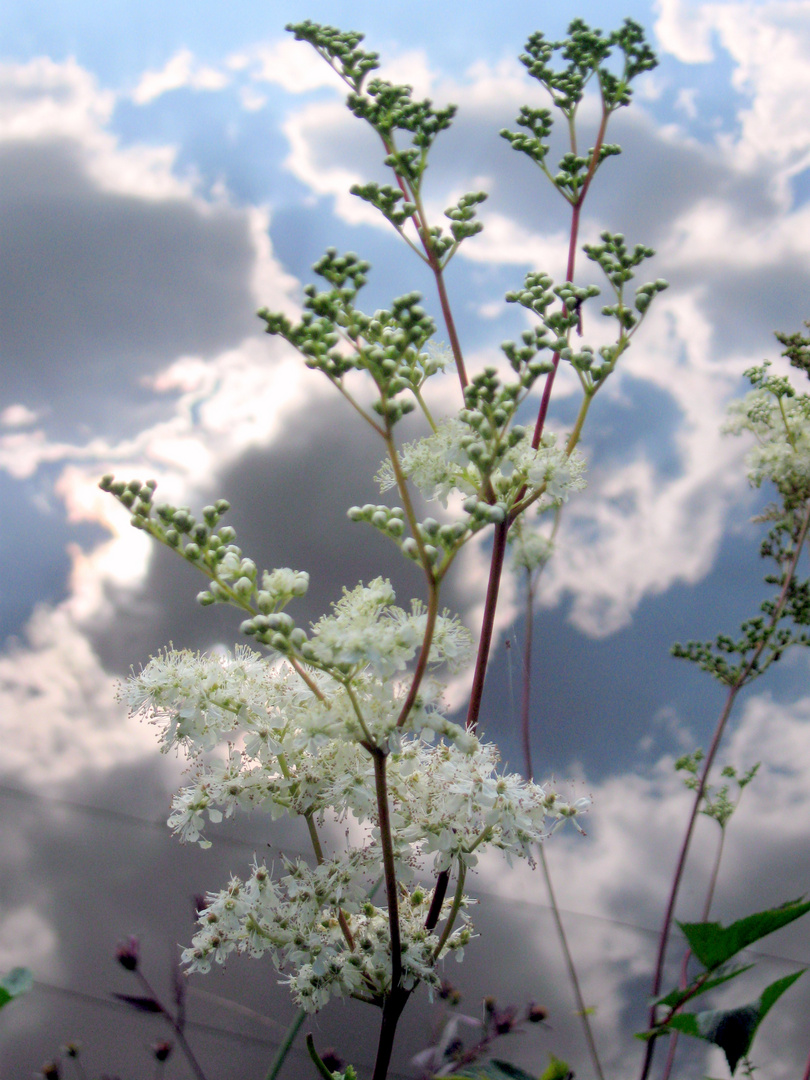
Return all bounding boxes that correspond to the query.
[520,568,536,782]
[521,570,605,1080]
[133,970,208,1080]
[432,860,467,959]
[539,846,606,1080]
[639,495,810,1080]
[265,1009,307,1080]
[660,825,727,1080]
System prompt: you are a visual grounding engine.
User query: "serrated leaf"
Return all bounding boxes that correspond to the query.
[678,897,810,970]
[111,991,163,1014]
[0,968,33,1009]
[661,970,804,1074]
[653,964,754,1009]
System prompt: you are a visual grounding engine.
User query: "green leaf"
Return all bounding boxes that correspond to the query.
[678,897,810,970]
[0,967,33,1010]
[539,1055,575,1080]
[653,964,754,1009]
[662,970,804,1074]
[449,1061,538,1080]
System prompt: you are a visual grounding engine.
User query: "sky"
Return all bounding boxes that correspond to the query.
[1,0,810,1077]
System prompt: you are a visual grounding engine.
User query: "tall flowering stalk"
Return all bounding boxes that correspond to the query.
[101,17,668,1078]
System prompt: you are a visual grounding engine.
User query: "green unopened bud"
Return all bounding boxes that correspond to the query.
[233,576,253,597]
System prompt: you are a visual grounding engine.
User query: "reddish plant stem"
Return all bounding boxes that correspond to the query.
[531,103,607,450]
[467,107,611,730]
[637,687,748,1080]
[638,496,810,1080]
[532,198,581,449]
[133,970,208,1080]
[802,1045,810,1080]
[371,986,411,1080]
[371,748,402,993]
[396,579,439,729]
[660,824,727,1080]
[465,519,508,731]
[431,258,468,389]
[424,870,450,931]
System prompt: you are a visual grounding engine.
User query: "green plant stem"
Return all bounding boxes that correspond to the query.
[432,860,467,959]
[306,1033,338,1080]
[566,390,595,456]
[265,1009,306,1080]
[638,494,810,1080]
[520,568,535,782]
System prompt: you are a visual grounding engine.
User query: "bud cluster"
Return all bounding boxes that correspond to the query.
[261,261,438,428]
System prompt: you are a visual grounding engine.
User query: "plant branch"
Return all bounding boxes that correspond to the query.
[265,1008,306,1080]
[465,519,509,732]
[639,495,810,1080]
[133,970,208,1080]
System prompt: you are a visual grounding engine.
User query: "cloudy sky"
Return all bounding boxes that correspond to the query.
[2,0,810,1077]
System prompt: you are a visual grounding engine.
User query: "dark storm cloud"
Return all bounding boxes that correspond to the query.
[0,137,261,440]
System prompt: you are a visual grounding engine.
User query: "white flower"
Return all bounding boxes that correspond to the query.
[377,419,586,511]
[725,387,810,494]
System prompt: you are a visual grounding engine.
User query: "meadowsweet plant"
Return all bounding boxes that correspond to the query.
[97,17,810,1080]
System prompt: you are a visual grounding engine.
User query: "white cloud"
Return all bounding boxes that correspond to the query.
[468,687,810,1076]
[656,1,810,189]
[131,48,229,105]
[0,56,193,201]
[0,404,38,429]
[654,0,718,63]
[674,86,698,119]
[0,907,59,977]
[0,54,315,784]
[235,38,344,94]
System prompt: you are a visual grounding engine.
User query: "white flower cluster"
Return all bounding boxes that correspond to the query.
[376,418,586,510]
[182,855,472,1010]
[305,578,473,679]
[124,590,588,1008]
[725,388,810,495]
